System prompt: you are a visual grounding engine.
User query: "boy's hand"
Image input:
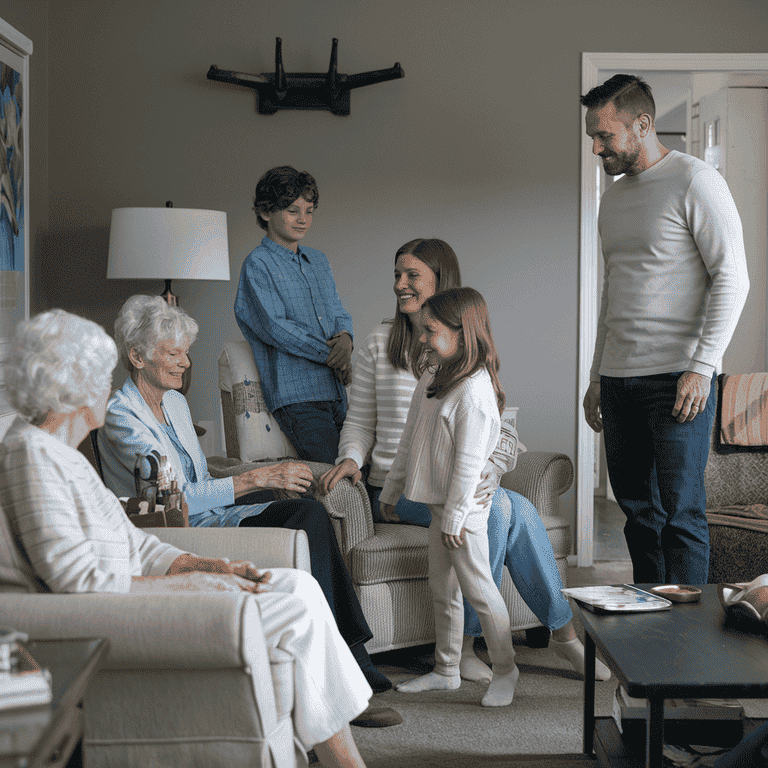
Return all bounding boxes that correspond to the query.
[442,529,467,549]
[326,333,353,371]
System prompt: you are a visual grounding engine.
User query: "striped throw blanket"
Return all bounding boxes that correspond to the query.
[720,373,768,447]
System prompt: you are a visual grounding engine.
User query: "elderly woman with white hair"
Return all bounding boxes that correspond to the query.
[97,294,395,701]
[0,308,372,768]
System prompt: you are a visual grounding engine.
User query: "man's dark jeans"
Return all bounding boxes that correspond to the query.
[601,371,717,584]
[272,399,346,465]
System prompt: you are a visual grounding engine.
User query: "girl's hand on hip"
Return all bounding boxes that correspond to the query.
[318,458,361,495]
[442,530,467,549]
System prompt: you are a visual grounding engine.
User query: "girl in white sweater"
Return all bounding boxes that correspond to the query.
[380,287,519,707]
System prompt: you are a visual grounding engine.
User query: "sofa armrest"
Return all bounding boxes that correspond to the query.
[146,526,310,573]
[500,451,574,517]
[0,592,265,670]
[206,456,374,558]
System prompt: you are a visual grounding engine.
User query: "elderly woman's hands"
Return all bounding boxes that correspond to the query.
[233,461,314,498]
[130,553,273,594]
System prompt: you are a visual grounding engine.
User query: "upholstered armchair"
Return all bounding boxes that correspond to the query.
[0,524,311,768]
[705,374,768,583]
[217,341,574,654]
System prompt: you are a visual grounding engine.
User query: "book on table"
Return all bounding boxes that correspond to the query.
[0,641,52,711]
[561,584,672,613]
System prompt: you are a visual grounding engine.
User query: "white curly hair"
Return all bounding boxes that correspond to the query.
[114,295,199,371]
[8,309,118,423]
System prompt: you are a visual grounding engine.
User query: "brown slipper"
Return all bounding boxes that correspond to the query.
[350,705,403,728]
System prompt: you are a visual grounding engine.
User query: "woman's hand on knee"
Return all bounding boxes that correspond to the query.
[319,458,361,495]
[379,502,401,522]
[241,461,313,494]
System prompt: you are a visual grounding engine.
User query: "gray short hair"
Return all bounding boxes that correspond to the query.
[114,295,199,371]
[8,309,118,423]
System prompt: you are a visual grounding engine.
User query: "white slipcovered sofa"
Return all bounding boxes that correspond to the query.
[0,523,311,768]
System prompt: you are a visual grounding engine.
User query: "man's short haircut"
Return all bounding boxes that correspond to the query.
[254,166,319,231]
[580,74,656,121]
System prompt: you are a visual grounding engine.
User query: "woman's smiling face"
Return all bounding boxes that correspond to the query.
[134,339,191,394]
[393,253,438,319]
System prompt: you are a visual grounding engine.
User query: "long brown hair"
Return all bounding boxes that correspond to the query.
[386,238,462,373]
[417,287,505,414]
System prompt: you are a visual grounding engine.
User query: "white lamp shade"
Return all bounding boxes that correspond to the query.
[107,207,231,281]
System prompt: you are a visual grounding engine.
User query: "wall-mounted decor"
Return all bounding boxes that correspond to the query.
[208,37,404,116]
[0,15,31,439]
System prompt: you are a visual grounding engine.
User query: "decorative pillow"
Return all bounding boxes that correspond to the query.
[219,341,298,463]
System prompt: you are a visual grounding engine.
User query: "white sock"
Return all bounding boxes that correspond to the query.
[460,637,493,683]
[481,665,519,707]
[552,637,611,681]
[395,672,461,693]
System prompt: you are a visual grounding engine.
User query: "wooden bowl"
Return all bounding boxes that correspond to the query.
[650,585,702,603]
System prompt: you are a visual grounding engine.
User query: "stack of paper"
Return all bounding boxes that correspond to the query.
[0,643,52,711]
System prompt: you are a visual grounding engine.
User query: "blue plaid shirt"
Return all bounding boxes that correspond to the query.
[234,236,353,412]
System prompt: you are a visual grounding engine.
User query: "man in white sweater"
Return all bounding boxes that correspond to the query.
[581,74,749,584]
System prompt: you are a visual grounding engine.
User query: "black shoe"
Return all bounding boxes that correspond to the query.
[350,641,392,693]
[351,704,403,728]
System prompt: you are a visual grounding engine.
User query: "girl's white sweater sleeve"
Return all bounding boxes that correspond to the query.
[441,401,498,536]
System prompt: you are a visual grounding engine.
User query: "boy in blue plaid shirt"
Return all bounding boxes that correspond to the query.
[235,166,354,464]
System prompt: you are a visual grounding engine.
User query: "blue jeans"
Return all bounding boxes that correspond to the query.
[601,372,717,584]
[368,485,572,634]
[272,399,346,465]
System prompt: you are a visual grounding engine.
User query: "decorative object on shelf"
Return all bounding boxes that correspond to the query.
[106,202,230,396]
[207,37,404,116]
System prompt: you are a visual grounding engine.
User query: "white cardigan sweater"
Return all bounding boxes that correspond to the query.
[379,369,501,536]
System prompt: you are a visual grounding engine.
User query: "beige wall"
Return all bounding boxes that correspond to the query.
[2,0,768,538]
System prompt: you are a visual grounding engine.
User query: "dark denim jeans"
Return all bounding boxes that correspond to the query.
[601,371,717,584]
[272,399,346,465]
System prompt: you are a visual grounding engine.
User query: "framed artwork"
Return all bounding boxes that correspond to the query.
[0,16,31,436]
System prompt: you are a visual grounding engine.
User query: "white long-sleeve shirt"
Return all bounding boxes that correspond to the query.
[591,150,749,380]
[379,369,500,536]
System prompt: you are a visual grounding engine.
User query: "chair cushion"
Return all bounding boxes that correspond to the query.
[351,514,570,587]
[218,341,297,462]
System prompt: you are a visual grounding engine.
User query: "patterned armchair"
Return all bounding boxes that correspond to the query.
[215,340,574,653]
[705,374,768,583]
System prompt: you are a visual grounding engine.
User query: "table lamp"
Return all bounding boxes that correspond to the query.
[107,202,231,394]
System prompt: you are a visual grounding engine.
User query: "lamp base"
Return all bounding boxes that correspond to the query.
[161,279,179,307]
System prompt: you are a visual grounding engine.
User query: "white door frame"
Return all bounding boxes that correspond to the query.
[577,52,768,567]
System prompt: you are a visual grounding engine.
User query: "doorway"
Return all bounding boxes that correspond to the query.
[577,53,768,567]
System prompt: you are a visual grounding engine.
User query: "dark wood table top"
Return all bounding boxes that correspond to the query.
[577,583,768,699]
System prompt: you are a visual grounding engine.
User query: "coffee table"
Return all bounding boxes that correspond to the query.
[576,584,768,768]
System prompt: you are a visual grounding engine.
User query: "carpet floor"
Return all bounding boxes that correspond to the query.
[353,633,768,768]
[353,637,612,768]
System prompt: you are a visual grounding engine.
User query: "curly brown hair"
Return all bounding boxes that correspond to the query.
[253,166,319,231]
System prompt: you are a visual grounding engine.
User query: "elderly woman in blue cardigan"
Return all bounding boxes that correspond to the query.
[97,294,393,700]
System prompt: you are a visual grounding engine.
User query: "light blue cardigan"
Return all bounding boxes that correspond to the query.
[98,377,235,517]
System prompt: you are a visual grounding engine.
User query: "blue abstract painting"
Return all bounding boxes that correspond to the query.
[0,62,22,272]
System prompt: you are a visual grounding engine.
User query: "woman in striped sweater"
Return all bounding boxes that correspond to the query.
[320,238,610,683]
